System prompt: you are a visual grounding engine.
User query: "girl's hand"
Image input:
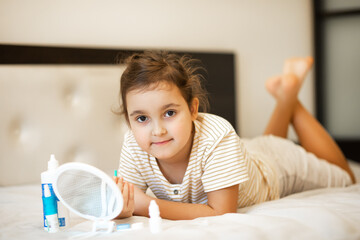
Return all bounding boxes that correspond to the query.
[113,176,134,218]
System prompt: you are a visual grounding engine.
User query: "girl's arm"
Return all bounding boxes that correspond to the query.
[134,184,239,220]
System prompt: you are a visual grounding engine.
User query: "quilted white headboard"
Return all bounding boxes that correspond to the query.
[0,65,128,186]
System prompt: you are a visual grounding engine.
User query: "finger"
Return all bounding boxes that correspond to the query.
[128,183,134,201]
[112,176,119,184]
[122,182,129,207]
[128,183,135,211]
[118,177,124,192]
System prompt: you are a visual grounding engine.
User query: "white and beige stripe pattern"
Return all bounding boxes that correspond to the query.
[118,113,279,208]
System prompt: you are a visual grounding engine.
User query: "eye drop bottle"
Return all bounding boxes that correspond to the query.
[149,200,162,234]
[42,184,59,233]
[41,154,68,231]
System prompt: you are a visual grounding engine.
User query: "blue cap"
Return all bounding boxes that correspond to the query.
[116,223,131,231]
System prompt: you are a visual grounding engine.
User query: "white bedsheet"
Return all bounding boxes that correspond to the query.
[1,182,360,240]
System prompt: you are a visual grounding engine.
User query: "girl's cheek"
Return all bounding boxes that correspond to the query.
[133,128,150,149]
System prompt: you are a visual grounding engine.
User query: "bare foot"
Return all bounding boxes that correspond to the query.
[265,75,282,98]
[266,74,301,102]
[283,57,313,84]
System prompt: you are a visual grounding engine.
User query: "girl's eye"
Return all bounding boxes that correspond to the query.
[165,110,176,118]
[136,116,148,123]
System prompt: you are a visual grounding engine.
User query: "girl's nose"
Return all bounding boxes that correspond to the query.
[152,122,167,136]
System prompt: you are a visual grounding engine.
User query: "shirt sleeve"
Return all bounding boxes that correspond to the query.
[201,129,249,192]
[118,132,147,192]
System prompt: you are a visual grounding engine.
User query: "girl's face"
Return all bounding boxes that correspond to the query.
[126,82,199,164]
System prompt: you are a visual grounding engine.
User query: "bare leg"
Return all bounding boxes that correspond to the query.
[292,101,355,183]
[264,57,355,183]
[264,57,314,137]
[264,74,298,137]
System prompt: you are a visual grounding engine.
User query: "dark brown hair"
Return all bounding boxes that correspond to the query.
[118,51,209,123]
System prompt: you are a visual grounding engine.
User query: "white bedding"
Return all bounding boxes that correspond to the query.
[1,181,360,240]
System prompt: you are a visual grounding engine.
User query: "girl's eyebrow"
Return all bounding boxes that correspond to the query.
[129,110,145,117]
[129,103,181,117]
[162,103,180,110]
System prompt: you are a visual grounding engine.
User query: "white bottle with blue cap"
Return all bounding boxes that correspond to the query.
[41,154,67,232]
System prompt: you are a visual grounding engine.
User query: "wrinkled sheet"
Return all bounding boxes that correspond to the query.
[1,182,360,240]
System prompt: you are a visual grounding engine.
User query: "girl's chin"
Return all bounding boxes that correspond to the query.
[154,154,173,161]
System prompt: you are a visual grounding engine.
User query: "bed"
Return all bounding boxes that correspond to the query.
[1,165,360,240]
[1,44,360,240]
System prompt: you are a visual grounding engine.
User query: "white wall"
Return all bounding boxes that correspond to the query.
[0,0,314,139]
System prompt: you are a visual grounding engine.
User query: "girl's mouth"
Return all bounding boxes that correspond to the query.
[152,139,172,146]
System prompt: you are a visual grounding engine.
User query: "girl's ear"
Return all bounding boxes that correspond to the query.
[190,98,199,121]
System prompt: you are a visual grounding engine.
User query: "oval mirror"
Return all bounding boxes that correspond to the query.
[53,162,123,223]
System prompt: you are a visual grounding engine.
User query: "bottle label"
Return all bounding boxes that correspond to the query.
[42,183,67,228]
[42,183,55,197]
[58,217,66,227]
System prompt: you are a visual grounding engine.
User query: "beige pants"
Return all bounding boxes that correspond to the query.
[244,135,351,198]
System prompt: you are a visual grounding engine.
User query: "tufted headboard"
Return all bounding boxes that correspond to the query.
[0,44,235,186]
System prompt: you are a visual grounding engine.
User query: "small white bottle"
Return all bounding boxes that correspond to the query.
[41,154,68,231]
[149,200,162,234]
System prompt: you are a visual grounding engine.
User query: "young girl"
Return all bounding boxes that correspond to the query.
[113,51,355,220]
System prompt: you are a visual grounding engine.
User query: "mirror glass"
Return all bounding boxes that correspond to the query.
[54,163,123,221]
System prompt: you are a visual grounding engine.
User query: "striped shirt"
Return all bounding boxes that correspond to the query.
[118,113,279,207]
